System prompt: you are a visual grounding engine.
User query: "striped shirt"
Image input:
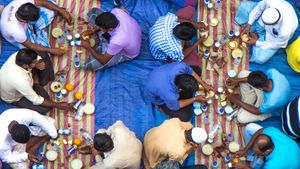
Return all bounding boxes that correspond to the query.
[149,13,184,61]
[281,96,300,139]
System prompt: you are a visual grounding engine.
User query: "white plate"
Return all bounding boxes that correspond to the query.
[194,108,203,115]
[227,70,237,78]
[46,150,58,161]
[50,81,63,93]
[83,103,95,115]
[71,159,83,169]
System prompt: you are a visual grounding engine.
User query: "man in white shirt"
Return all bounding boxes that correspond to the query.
[78,120,143,169]
[0,0,72,56]
[0,108,58,166]
[235,0,298,64]
[0,48,74,114]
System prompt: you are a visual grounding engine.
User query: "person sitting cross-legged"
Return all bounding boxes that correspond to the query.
[144,62,213,122]
[0,0,72,56]
[78,121,143,169]
[0,108,58,168]
[234,124,300,169]
[0,48,74,114]
[226,69,290,124]
[79,5,142,71]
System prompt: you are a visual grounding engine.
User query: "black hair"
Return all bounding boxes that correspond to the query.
[247,71,269,88]
[16,3,40,22]
[173,22,197,40]
[95,12,119,29]
[185,128,194,143]
[154,160,180,169]
[175,74,198,99]
[256,134,274,153]
[10,124,30,144]
[93,133,114,152]
[15,48,38,66]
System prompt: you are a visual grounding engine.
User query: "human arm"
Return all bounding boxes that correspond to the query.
[177,18,207,31]
[80,39,113,65]
[247,0,269,25]
[226,93,261,115]
[34,0,72,23]
[22,39,65,56]
[236,128,263,156]
[191,71,213,91]
[182,36,204,57]
[0,149,28,163]
[40,99,74,112]
[226,77,248,86]
[233,161,253,169]
[255,34,290,49]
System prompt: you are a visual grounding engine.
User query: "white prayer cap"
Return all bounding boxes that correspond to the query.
[191,127,207,144]
[262,8,280,25]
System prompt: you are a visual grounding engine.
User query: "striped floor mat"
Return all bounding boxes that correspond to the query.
[46,0,99,168]
[195,0,249,168]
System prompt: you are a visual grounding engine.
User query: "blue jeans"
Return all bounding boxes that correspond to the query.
[235,1,278,64]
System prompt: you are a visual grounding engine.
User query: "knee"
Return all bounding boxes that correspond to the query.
[237,112,250,124]
[238,70,250,78]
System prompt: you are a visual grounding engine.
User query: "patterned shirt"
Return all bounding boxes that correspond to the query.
[149,13,184,61]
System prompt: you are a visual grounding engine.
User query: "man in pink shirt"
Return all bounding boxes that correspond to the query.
[80,6,142,71]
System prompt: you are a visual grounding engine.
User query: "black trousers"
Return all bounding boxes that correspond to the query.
[160,65,202,122]
[11,52,54,115]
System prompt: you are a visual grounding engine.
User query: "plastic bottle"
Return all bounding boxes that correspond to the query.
[58,128,71,135]
[73,100,83,110]
[212,161,219,169]
[75,104,85,121]
[80,128,94,144]
[228,30,234,38]
[218,108,224,115]
[227,133,234,142]
[59,74,66,85]
[225,155,231,162]
[203,50,210,59]
[204,0,210,6]
[208,124,220,143]
[234,56,241,65]
[51,143,61,152]
[32,163,46,169]
[73,54,81,69]
[226,109,239,121]
[220,36,227,46]
[214,0,221,9]
[203,114,210,124]
[67,145,77,156]
[57,35,65,46]
[55,92,63,102]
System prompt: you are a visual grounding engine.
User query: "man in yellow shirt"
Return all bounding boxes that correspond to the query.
[143,118,207,169]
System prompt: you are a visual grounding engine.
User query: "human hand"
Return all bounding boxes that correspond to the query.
[28,154,40,163]
[244,37,257,45]
[50,48,65,57]
[194,95,207,102]
[60,9,72,24]
[91,147,99,156]
[196,22,207,31]
[226,77,239,86]
[57,102,75,112]
[35,60,46,70]
[240,24,251,38]
[78,145,92,154]
[233,160,249,169]
[235,149,247,157]
[80,39,91,49]
[81,30,94,40]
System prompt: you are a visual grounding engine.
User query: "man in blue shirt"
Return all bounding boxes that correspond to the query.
[226,69,290,123]
[235,124,300,169]
[144,62,213,121]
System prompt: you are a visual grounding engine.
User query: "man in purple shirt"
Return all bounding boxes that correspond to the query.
[80,6,142,71]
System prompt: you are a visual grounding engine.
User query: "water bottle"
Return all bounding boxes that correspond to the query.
[32,163,46,169]
[80,128,94,144]
[204,0,210,6]
[74,54,81,69]
[67,145,77,156]
[55,92,63,102]
[75,103,85,121]
[226,109,239,121]
[59,74,66,85]
[203,50,210,59]
[208,124,220,143]
[220,36,227,46]
[234,56,241,65]
[212,161,219,169]
[227,133,234,142]
[201,105,207,112]
[228,30,234,38]
[58,128,71,135]
[73,100,83,110]
[203,114,210,124]
[218,108,224,115]
[51,143,61,152]
[225,155,231,162]
[57,35,65,46]
[214,0,221,9]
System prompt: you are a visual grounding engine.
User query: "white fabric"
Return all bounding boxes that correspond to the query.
[0,52,44,105]
[191,127,207,144]
[0,108,57,163]
[0,0,34,44]
[91,120,143,169]
[248,0,298,49]
[261,8,279,25]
